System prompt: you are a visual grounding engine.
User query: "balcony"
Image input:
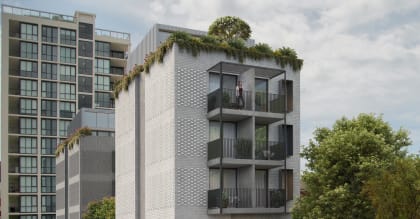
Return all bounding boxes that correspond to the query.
[208,138,253,167]
[255,140,285,161]
[95,28,130,41]
[208,188,286,214]
[110,67,124,75]
[3,4,75,22]
[111,51,125,59]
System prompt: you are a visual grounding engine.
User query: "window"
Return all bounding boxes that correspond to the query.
[41,100,57,117]
[79,40,93,57]
[41,138,57,155]
[41,176,56,193]
[41,157,55,174]
[20,157,37,174]
[60,29,76,45]
[20,99,37,115]
[79,76,92,93]
[95,58,110,74]
[110,67,124,75]
[60,47,76,64]
[209,121,237,141]
[78,94,92,109]
[20,61,38,78]
[42,26,58,43]
[20,23,38,40]
[20,196,37,212]
[208,73,237,93]
[95,41,110,57]
[79,22,93,39]
[95,75,111,91]
[79,58,92,75]
[60,83,76,100]
[95,92,113,108]
[281,169,294,201]
[41,119,57,136]
[20,42,38,59]
[41,195,56,212]
[41,44,58,61]
[42,215,56,219]
[59,120,71,137]
[20,176,37,193]
[20,118,37,135]
[19,137,37,154]
[41,81,57,98]
[59,65,76,82]
[279,80,293,113]
[41,63,57,80]
[20,79,38,97]
[60,102,76,118]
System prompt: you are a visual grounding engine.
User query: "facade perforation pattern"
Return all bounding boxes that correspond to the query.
[175,168,207,207]
[176,67,207,108]
[176,118,207,157]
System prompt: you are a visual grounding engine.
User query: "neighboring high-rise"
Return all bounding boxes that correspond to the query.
[115,24,300,219]
[1,5,129,219]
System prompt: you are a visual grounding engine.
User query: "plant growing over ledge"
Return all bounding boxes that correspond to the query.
[113,17,303,99]
[55,127,92,157]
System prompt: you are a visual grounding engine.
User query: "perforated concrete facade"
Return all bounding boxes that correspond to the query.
[116,43,300,219]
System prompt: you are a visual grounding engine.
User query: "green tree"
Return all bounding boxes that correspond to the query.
[208,16,251,41]
[292,113,411,219]
[363,156,420,219]
[83,196,115,219]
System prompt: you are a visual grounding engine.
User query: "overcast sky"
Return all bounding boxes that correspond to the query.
[2,0,419,159]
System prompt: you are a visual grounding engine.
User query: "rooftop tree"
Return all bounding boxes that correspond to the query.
[208,16,251,41]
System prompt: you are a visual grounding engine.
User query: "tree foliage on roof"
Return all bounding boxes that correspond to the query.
[208,16,251,41]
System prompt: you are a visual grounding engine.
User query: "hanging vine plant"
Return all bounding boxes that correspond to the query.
[55,127,92,157]
[114,18,304,99]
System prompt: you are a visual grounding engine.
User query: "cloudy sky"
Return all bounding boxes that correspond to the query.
[2,0,419,159]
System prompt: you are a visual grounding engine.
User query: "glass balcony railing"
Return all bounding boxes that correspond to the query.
[95,28,130,40]
[255,92,286,113]
[2,5,75,22]
[207,138,252,160]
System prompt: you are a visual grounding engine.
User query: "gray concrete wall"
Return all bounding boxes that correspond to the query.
[79,136,115,212]
[115,79,137,219]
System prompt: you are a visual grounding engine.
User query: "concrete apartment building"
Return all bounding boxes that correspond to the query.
[56,108,115,219]
[1,5,129,219]
[116,25,300,219]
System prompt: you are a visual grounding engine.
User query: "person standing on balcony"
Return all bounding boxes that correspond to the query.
[236,81,244,109]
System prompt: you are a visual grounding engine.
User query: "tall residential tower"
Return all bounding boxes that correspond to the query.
[1,5,129,219]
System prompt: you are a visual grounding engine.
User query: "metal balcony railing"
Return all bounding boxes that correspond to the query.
[2,5,75,22]
[208,188,252,209]
[207,88,252,112]
[256,188,286,208]
[255,92,287,113]
[207,138,252,160]
[95,28,130,40]
[255,140,286,161]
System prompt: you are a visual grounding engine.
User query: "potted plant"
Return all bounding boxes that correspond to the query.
[222,192,229,208]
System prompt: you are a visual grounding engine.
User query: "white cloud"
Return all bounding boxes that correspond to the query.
[3,0,420,161]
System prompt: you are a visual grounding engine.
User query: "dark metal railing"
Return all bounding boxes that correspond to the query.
[255,140,285,160]
[207,88,252,112]
[256,188,285,208]
[255,92,286,113]
[111,51,125,59]
[208,188,253,209]
[207,138,252,160]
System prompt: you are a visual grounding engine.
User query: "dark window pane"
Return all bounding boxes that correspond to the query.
[79,40,93,57]
[79,22,93,39]
[78,76,92,93]
[78,58,93,75]
[78,94,92,109]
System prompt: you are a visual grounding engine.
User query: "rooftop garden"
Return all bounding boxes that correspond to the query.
[113,16,303,98]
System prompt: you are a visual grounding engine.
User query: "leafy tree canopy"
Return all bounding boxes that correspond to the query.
[83,196,115,219]
[208,16,251,41]
[292,113,411,219]
[363,156,420,219]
